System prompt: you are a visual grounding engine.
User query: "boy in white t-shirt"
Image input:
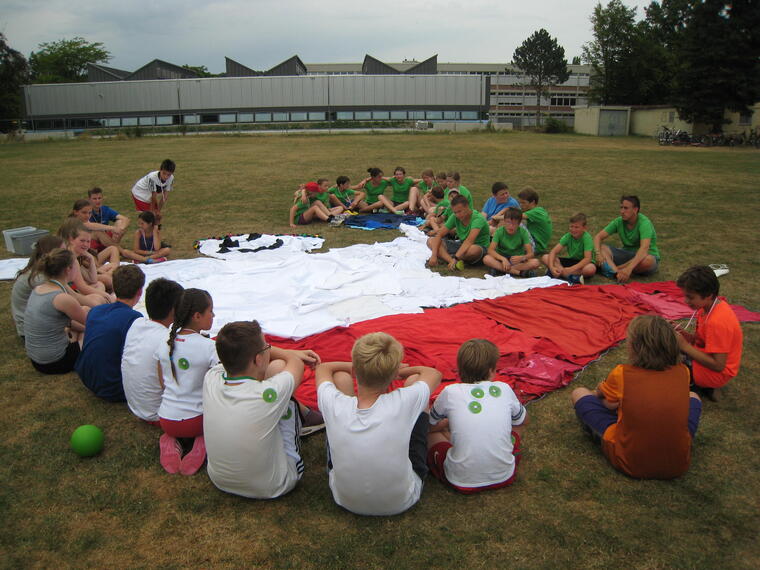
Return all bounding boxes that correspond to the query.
[315,332,442,516]
[428,339,527,493]
[121,278,184,425]
[131,159,175,224]
[203,320,321,499]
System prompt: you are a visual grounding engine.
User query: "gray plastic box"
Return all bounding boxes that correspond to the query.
[10,229,50,255]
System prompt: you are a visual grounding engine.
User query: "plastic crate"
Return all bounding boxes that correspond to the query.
[3,226,36,252]
[10,229,50,256]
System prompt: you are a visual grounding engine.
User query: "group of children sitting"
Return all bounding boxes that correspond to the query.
[289,168,660,285]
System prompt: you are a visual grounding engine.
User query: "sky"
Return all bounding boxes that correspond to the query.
[2,0,649,73]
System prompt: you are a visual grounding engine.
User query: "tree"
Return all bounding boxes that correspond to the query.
[0,33,29,125]
[29,37,110,83]
[512,29,570,126]
[181,65,218,78]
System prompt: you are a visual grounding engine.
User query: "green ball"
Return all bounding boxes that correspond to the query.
[70,425,104,457]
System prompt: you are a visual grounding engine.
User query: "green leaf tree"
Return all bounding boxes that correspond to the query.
[29,37,111,83]
[513,29,570,126]
[0,33,29,125]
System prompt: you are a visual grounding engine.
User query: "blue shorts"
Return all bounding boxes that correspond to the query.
[443,238,486,264]
[609,247,659,275]
[574,394,702,441]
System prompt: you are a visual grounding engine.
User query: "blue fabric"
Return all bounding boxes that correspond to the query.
[90,205,119,225]
[343,213,423,230]
[75,302,141,402]
[481,196,520,220]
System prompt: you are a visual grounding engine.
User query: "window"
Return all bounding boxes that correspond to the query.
[219,114,236,123]
[461,111,478,120]
[238,113,253,122]
[183,115,199,124]
[308,112,326,121]
[138,116,154,126]
[200,114,219,123]
[255,113,272,122]
[444,111,459,120]
[105,118,121,127]
[156,116,173,125]
[550,97,576,106]
[122,117,138,126]
[372,111,390,120]
[426,111,443,120]
[290,112,307,121]
[336,112,353,120]
[390,111,407,120]
[273,113,288,122]
[355,111,371,120]
[409,111,425,119]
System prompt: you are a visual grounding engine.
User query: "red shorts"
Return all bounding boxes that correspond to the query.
[427,431,522,494]
[89,230,113,252]
[159,415,203,438]
[133,195,152,212]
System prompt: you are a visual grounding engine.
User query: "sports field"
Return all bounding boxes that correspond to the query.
[0,131,758,568]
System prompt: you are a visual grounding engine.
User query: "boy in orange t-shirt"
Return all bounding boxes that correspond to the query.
[571,315,702,479]
[674,265,743,400]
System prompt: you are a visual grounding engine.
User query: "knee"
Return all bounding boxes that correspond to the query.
[571,387,593,404]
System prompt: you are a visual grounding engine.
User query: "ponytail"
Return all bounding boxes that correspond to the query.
[40,248,74,279]
[167,288,212,383]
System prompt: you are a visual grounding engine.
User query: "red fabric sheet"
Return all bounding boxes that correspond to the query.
[271,281,757,411]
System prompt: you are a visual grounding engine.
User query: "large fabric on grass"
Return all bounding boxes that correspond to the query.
[343,213,422,230]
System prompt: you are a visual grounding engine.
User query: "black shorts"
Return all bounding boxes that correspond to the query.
[31,342,80,375]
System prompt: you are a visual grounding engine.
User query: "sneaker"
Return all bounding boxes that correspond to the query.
[600,262,616,279]
[152,257,168,264]
[159,434,182,474]
[179,435,206,476]
[709,264,729,277]
[144,258,155,265]
[300,408,325,437]
[567,274,584,285]
[455,260,465,271]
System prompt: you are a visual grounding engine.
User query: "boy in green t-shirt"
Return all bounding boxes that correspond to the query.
[387,166,421,213]
[445,171,475,210]
[543,213,597,285]
[517,187,553,255]
[484,207,540,277]
[419,187,448,234]
[289,182,334,227]
[316,178,347,216]
[328,176,357,211]
[427,195,490,270]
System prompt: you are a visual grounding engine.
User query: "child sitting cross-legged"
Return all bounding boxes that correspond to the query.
[203,320,322,499]
[315,332,442,516]
[571,315,702,479]
[119,211,171,264]
[542,212,597,285]
[483,207,540,277]
[428,339,527,493]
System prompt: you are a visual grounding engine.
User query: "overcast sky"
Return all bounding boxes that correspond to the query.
[2,0,649,73]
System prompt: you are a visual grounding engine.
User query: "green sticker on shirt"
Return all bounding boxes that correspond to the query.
[178,358,189,370]
[263,388,277,403]
[468,401,482,414]
[489,385,502,397]
[281,407,292,420]
[471,387,485,399]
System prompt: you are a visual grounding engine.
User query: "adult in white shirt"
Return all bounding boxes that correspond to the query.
[315,332,442,516]
[121,278,184,425]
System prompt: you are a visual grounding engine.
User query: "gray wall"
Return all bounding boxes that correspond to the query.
[23,75,488,119]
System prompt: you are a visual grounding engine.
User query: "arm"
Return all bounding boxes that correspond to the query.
[454,226,481,260]
[52,292,89,326]
[593,229,609,266]
[349,177,370,191]
[615,238,651,283]
[676,334,728,373]
[315,361,353,388]
[546,243,563,276]
[563,250,592,276]
[593,384,620,410]
[399,365,442,394]
[113,213,130,234]
[133,230,151,256]
[427,226,450,266]
[269,346,306,387]
[84,221,114,232]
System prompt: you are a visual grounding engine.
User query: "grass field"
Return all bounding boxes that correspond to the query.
[0,131,758,568]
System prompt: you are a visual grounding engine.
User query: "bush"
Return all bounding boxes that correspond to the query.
[543,117,572,134]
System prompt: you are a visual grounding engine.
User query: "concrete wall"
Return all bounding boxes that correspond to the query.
[630,107,694,136]
[573,107,601,135]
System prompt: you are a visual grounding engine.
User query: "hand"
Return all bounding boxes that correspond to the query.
[447,258,457,270]
[501,260,510,273]
[296,350,321,367]
[616,267,632,283]
[427,256,438,268]
[290,223,297,229]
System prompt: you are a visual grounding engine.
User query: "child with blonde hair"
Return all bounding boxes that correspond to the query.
[315,332,441,516]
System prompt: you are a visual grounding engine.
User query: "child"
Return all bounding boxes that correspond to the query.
[387,166,420,213]
[517,187,553,256]
[156,288,219,475]
[674,265,743,400]
[122,278,184,426]
[571,315,702,479]
[24,248,89,374]
[355,167,397,213]
[203,320,321,499]
[329,175,358,210]
[482,182,520,227]
[69,199,122,277]
[417,169,437,214]
[58,219,113,306]
[543,213,597,284]
[428,339,527,493]
[427,195,491,270]
[418,187,447,234]
[131,159,176,224]
[315,332,442,516]
[87,187,130,249]
[445,171,474,209]
[12,235,66,337]
[119,211,172,264]
[76,264,145,401]
[289,182,334,227]
[316,178,347,216]
[483,207,539,277]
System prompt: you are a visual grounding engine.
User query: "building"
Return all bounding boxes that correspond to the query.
[21,55,592,131]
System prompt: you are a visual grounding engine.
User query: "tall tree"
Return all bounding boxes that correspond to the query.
[668,0,760,132]
[0,33,29,125]
[512,29,570,126]
[29,37,111,83]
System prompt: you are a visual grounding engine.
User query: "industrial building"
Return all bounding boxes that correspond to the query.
[21,55,591,131]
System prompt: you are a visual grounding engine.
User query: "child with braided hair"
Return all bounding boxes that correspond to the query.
[156,288,219,475]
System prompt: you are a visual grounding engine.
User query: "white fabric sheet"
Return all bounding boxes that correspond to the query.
[127,228,564,339]
[0,258,28,280]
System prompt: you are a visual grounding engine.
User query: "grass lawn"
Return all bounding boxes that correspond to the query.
[0,131,758,568]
